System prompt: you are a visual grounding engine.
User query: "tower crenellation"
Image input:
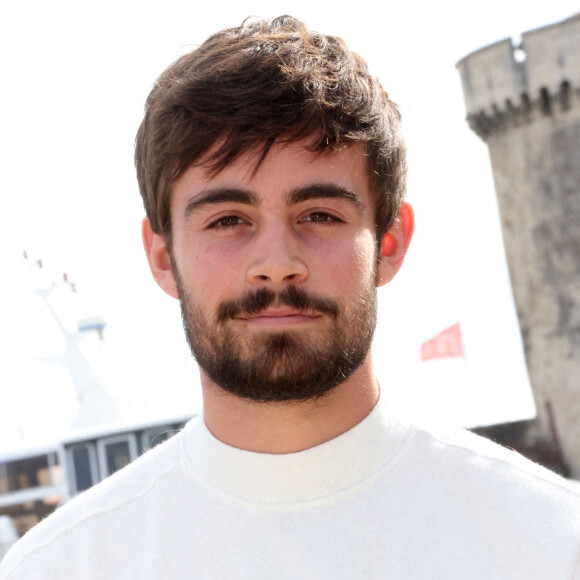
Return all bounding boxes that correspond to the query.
[457,15,580,140]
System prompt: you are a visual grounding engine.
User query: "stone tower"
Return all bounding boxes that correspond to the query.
[457,15,580,478]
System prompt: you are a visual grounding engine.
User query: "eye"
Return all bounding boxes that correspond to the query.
[300,211,342,224]
[209,215,247,229]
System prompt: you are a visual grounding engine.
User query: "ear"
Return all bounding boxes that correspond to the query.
[377,202,414,287]
[142,218,179,299]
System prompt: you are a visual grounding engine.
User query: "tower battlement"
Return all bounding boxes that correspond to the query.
[457,14,580,140]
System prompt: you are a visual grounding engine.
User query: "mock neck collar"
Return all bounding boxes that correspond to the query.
[183,397,411,505]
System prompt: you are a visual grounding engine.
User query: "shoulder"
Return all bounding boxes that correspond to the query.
[0,422,194,579]
[404,421,580,511]
[392,422,580,572]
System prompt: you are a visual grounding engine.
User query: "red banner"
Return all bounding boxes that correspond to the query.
[421,323,464,361]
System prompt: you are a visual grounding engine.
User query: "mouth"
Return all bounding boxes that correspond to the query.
[236,308,322,326]
[217,286,339,324]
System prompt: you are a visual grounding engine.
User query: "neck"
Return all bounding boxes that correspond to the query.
[200,355,380,454]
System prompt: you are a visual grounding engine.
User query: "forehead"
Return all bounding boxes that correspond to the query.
[170,140,372,210]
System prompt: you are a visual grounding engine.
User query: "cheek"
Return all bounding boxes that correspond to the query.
[197,250,237,292]
[312,231,376,288]
[175,242,241,303]
[350,231,378,285]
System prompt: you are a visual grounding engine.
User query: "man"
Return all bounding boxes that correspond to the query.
[2,15,580,579]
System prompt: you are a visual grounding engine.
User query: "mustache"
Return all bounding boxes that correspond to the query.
[217,286,339,322]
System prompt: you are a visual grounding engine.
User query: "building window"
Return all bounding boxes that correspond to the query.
[68,444,98,494]
[0,454,61,494]
[141,426,179,452]
[97,435,137,478]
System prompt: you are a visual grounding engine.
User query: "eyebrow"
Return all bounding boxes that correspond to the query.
[286,184,363,210]
[184,188,259,217]
[183,182,364,217]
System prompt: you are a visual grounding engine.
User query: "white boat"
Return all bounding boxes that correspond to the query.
[0,260,196,556]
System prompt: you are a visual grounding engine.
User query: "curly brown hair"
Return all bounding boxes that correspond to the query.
[135,15,406,245]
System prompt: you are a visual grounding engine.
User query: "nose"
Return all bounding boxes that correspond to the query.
[246,224,308,288]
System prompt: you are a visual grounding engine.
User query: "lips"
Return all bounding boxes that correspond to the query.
[242,307,311,318]
[236,308,320,325]
[217,286,339,323]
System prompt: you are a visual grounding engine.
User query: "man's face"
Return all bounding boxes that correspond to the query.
[165,141,383,402]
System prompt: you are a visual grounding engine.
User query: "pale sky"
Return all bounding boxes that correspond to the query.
[0,0,577,448]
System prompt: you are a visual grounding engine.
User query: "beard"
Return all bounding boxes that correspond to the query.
[174,270,377,403]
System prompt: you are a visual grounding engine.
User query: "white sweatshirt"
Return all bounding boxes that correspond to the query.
[2,399,580,579]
